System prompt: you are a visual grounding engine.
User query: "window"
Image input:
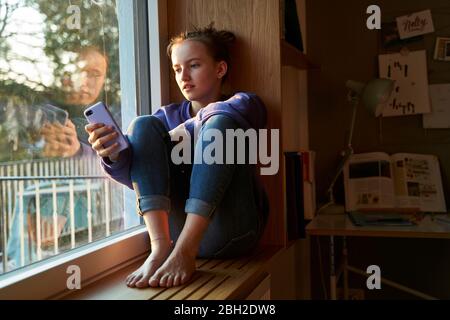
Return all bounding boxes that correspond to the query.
[0,0,162,298]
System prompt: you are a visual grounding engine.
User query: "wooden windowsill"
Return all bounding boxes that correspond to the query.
[63,245,282,300]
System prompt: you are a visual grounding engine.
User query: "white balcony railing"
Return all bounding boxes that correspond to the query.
[0,156,124,274]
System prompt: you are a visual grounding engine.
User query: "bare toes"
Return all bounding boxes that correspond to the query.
[173,275,181,287]
[149,279,160,287]
[130,274,144,287]
[127,270,141,282]
[126,271,137,283]
[159,274,169,287]
[135,274,152,288]
[180,273,190,285]
[125,275,133,284]
[149,271,162,287]
[126,273,137,284]
[165,275,174,288]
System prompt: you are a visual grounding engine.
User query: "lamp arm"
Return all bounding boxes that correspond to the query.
[326,146,354,203]
[326,95,359,203]
[347,95,359,149]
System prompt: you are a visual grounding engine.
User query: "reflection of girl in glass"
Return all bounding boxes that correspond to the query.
[40,46,108,158]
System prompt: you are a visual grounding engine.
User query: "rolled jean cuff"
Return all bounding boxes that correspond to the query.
[185,198,216,218]
[137,195,171,216]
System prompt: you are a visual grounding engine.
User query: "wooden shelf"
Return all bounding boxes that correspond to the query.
[281,40,319,70]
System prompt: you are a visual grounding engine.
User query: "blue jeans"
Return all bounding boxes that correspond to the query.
[127,115,266,258]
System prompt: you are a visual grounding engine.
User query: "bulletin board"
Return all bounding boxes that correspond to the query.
[377,4,450,126]
[307,0,450,209]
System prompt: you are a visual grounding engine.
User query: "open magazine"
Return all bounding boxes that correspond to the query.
[344,152,447,213]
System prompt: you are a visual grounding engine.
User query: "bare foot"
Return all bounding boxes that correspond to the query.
[149,247,196,288]
[126,240,172,288]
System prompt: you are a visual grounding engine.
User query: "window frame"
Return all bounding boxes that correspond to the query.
[0,0,168,299]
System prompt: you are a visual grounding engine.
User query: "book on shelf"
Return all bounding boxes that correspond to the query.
[344,152,447,213]
[284,150,316,241]
[283,0,304,52]
[300,150,316,220]
[284,152,305,240]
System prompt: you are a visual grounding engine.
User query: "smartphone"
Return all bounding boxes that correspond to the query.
[45,104,69,125]
[39,105,56,124]
[84,102,129,153]
[40,104,69,125]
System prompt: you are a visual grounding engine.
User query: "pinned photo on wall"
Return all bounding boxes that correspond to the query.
[396,9,435,40]
[423,84,450,129]
[433,37,450,61]
[378,50,431,117]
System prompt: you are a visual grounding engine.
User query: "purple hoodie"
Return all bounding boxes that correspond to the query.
[101,92,269,218]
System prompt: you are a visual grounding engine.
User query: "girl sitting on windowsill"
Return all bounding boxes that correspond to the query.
[85,24,269,288]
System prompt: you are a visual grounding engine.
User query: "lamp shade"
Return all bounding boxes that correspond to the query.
[346,79,395,117]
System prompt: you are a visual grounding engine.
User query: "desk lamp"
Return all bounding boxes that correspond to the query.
[319,78,395,214]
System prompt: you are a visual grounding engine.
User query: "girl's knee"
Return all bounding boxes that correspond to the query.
[128,115,161,133]
[203,115,239,131]
[128,115,166,138]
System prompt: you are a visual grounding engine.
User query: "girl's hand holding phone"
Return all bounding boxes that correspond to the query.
[83,102,129,161]
[85,123,120,162]
[41,119,81,158]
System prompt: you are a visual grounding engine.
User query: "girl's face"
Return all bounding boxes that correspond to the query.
[171,40,227,108]
[65,50,107,106]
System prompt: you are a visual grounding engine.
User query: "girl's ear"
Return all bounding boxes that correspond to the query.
[216,61,228,79]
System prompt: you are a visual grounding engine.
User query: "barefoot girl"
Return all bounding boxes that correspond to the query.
[86,25,269,288]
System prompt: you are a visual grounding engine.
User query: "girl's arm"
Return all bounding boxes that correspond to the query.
[183,92,267,138]
[85,122,134,189]
[100,145,134,190]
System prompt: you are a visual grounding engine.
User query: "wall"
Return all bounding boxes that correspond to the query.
[307,0,450,299]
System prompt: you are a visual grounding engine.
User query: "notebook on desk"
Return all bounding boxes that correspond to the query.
[348,211,415,227]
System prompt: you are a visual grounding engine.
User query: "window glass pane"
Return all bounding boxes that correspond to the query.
[0,0,141,275]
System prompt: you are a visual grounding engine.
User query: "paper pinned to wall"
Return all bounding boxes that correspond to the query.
[378,50,431,117]
[396,9,435,40]
[423,84,450,128]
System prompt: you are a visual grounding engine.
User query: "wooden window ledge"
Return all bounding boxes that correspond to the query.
[63,245,282,300]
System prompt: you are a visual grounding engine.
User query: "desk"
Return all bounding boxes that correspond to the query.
[306,213,450,300]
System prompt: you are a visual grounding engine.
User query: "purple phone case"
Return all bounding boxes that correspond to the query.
[84,102,129,153]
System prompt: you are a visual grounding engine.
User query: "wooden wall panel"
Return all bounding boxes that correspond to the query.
[166,0,285,245]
